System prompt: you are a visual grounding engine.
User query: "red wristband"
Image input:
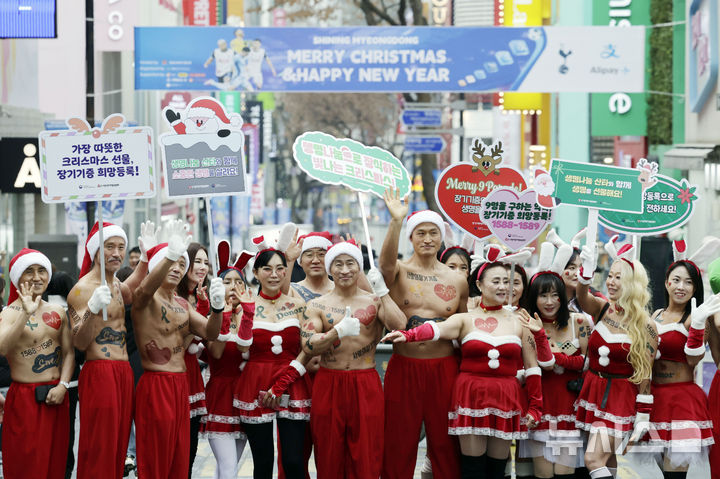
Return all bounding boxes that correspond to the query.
[685,326,705,356]
[270,360,306,397]
[237,302,254,347]
[195,296,210,317]
[554,352,585,371]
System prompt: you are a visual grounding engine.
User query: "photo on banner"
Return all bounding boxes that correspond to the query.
[434,139,527,241]
[135,26,645,93]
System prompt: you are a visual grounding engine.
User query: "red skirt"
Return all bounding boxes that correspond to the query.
[448,372,527,440]
[185,353,206,418]
[2,380,70,479]
[709,371,720,478]
[233,360,311,423]
[633,381,714,467]
[202,375,245,439]
[536,367,581,431]
[574,370,637,438]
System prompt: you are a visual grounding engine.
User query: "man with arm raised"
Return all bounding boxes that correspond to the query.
[379,188,468,479]
[131,220,224,479]
[67,221,155,479]
[0,249,75,479]
[302,240,406,478]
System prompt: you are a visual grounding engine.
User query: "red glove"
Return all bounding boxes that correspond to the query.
[400,322,440,343]
[532,329,555,368]
[524,367,543,423]
[236,302,254,347]
[195,295,210,317]
[269,360,306,397]
[553,352,585,371]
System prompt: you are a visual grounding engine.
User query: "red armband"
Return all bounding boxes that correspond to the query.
[636,394,653,414]
[195,296,210,317]
[524,367,543,423]
[553,352,585,371]
[532,329,555,368]
[237,302,254,347]
[270,360,306,397]
[684,326,706,356]
[400,322,440,343]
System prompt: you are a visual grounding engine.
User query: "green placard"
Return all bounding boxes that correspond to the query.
[292,131,411,199]
[599,176,698,235]
[549,159,644,213]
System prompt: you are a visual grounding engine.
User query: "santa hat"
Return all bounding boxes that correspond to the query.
[79,221,128,278]
[325,240,363,271]
[186,98,242,127]
[217,239,253,277]
[406,210,445,240]
[299,231,333,256]
[8,248,52,304]
[147,243,189,275]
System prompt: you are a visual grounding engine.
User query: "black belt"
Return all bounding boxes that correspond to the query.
[589,369,632,409]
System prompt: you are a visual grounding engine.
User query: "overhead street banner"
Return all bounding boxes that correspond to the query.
[134,26,645,92]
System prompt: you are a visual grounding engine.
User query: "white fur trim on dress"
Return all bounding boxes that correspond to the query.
[10,252,52,287]
[86,224,128,263]
[406,210,445,240]
[148,246,189,274]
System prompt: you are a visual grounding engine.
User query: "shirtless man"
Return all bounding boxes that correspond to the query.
[379,189,468,479]
[0,248,75,479]
[289,231,334,302]
[131,220,224,479]
[302,241,406,478]
[67,221,154,479]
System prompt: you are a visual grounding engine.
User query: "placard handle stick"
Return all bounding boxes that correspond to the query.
[97,202,108,322]
[507,262,516,308]
[586,208,599,252]
[357,192,375,268]
[205,197,218,275]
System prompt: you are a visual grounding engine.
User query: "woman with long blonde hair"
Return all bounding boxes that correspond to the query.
[573,238,657,479]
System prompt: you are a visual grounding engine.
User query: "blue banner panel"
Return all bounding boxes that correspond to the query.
[134,26,645,93]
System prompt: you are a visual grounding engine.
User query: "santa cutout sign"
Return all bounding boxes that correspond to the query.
[533,168,560,209]
[160,96,248,198]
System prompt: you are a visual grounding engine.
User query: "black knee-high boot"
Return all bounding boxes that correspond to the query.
[486,456,508,479]
[460,453,487,479]
[662,471,687,479]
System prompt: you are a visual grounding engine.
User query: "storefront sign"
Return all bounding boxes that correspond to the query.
[548,159,644,213]
[599,176,698,235]
[292,131,411,198]
[0,138,41,193]
[39,115,156,203]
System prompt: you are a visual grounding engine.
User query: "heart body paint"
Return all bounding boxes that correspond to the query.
[354,305,377,326]
[146,340,172,365]
[42,311,62,330]
[435,163,526,241]
[479,188,554,251]
[474,316,499,333]
[434,284,457,302]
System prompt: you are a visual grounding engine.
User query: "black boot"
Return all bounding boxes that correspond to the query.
[460,453,486,479]
[486,456,508,479]
[662,472,687,479]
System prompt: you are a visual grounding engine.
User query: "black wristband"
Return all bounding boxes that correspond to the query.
[211,306,224,314]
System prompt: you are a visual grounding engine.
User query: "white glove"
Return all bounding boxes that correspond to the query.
[334,306,361,338]
[165,219,191,261]
[137,221,160,263]
[209,278,225,311]
[88,285,112,314]
[629,412,651,443]
[690,295,720,329]
[367,268,389,297]
[577,245,597,283]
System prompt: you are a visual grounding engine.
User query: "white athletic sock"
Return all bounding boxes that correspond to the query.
[209,437,245,479]
[589,466,612,479]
